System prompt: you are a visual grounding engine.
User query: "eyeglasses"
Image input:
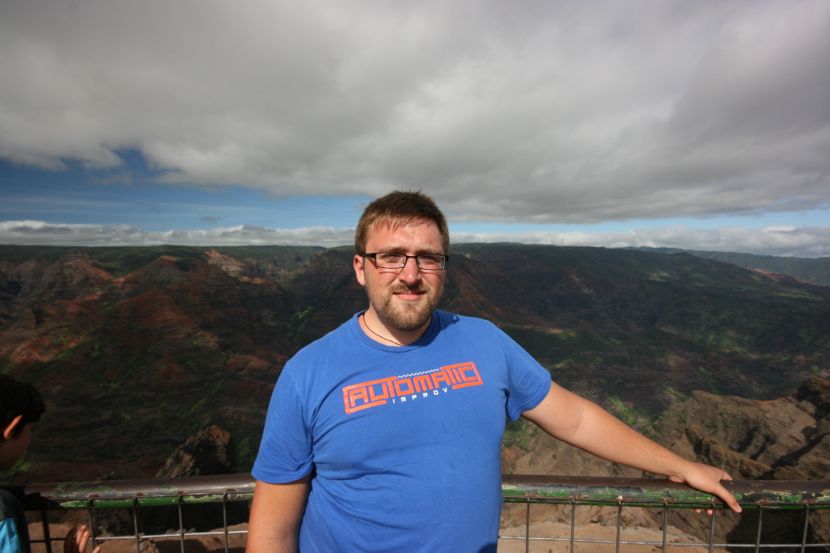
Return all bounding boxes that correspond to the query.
[363,252,449,271]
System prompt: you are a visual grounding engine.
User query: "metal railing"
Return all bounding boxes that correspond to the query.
[8,474,830,552]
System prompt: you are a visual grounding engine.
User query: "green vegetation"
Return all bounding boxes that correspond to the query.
[608,396,639,427]
[673,249,830,286]
[502,419,534,451]
[0,458,33,481]
[288,306,315,343]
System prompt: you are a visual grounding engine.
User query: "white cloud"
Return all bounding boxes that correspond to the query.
[1,1,829,223]
[2,220,828,258]
[0,221,354,248]
[456,226,830,258]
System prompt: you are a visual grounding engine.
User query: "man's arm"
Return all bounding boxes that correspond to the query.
[523,382,742,513]
[246,477,310,553]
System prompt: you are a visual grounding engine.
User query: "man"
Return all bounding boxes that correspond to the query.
[248,191,740,553]
[1,375,99,553]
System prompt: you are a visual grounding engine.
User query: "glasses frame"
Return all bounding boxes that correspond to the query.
[363,252,449,271]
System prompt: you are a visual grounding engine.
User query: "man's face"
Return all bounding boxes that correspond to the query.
[353,219,446,332]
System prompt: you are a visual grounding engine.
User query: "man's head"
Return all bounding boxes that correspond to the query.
[353,191,449,338]
[354,191,449,257]
[0,375,45,470]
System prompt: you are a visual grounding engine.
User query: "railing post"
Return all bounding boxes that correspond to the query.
[222,492,230,553]
[87,499,97,553]
[177,494,185,553]
[569,499,576,552]
[754,506,763,553]
[800,504,810,553]
[39,506,52,553]
[131,497,140,553]
[707,507,717,553]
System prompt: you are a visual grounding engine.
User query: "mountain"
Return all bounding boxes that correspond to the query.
[501,377,830,543]
[636,247,830,286]
[1,244,828,483]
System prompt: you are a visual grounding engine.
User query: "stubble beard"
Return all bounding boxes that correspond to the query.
[374,284,441,332]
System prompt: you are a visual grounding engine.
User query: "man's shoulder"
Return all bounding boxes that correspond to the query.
[434,310,503,335]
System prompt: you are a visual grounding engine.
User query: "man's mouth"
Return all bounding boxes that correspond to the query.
[392,287,426,300]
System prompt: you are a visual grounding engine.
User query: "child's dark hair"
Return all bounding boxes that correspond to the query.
[0,374,45,439]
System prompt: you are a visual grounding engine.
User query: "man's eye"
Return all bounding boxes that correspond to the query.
[378,253,404,263]
[419,255,442,264]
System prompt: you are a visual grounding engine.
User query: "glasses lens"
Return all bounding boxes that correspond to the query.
[417,255,445,270]
[376,253,405,268]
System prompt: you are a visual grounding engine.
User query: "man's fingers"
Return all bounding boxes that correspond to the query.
[712,482,742,513]
[670,465,742,514]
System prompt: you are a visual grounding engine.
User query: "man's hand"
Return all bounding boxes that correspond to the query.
[668,461,742,513]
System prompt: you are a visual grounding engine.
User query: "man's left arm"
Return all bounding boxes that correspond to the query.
[523,382,742,513]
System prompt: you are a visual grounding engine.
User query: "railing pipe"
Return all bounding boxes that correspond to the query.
[500,475,830,509]
[19,474,830,510]
[8,474,830,551]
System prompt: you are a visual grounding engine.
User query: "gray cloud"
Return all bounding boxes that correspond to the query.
[1,1,829,223]
[1,220,828,258]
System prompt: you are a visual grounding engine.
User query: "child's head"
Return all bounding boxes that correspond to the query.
[0,374,45,470]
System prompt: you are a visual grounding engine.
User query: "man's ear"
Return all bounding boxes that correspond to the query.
[2,415,23,440]
[353,254,367,287]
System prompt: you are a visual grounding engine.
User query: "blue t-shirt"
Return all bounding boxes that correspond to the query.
[0,489,26,553]
[252,310,552,553]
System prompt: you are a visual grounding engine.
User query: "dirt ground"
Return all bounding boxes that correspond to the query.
[28,519,725,553]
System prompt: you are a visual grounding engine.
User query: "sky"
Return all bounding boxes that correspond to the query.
[1,1,829,257]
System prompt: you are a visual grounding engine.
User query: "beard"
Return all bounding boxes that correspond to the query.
[373,283,441,332]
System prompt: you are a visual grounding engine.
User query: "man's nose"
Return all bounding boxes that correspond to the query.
[398,256,421,282]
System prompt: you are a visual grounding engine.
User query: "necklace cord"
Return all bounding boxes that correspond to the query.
[360,313,405,346]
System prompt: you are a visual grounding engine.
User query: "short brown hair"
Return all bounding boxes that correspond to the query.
[0,374,45,440]
[354,191,449,255]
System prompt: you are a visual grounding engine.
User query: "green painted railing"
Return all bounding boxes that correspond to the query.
[7,474,830,552]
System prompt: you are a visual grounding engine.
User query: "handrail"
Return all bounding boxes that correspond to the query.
[22,474,254,509]
[16,473,830,510]
[502,474,830,508]
[7,474,830,552]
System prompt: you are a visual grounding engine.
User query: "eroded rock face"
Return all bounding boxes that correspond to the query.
[136,426,245,535]
[655,378,830,544]
[502,377,830,544]
[657,378,830,483]
[155,425,235,478]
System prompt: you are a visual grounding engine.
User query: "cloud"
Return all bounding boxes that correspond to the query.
[1,220,828,258]
[1,1,829,223]
[0,220,354,247]
[0,220,355,247]
[454,226,830,258]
